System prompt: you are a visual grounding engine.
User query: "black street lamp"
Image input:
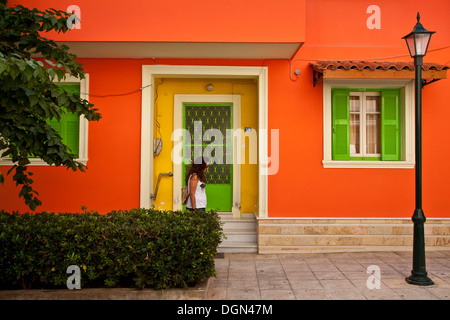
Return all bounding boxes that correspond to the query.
[402,13,435,286]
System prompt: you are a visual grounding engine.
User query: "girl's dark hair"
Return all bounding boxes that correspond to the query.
[185,157,208,184]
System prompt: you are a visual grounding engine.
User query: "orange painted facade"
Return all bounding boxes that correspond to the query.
[23,0,306,43]
[1,0,450,220]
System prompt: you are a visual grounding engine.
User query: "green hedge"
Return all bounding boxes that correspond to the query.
[0,208,224,290]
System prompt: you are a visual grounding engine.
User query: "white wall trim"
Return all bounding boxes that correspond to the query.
[322,78,415,169]
[140,65,269,218]
[0,74,90,166]
[172,94,241,216]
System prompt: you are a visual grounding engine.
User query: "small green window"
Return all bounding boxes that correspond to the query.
[47,83,81,158]
[332,88,401,161]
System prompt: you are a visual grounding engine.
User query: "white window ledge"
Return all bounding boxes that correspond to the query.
[322,160,415,169]
[0,158,88,167]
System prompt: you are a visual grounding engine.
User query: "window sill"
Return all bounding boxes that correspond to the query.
[323,160,414,169]
[0,158,88,166]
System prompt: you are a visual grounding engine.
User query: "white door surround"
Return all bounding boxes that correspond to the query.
[140,65,269,218]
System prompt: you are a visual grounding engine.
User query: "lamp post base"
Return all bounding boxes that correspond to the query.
[405,209,434,286]
[405,274,434,286]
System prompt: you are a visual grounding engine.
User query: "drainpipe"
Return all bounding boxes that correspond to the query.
[151,172,173,201]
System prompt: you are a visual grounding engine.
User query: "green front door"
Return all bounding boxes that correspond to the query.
[183,103,233,212]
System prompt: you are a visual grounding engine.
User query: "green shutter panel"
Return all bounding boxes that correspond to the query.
[381,89,401,161]
[48,83,81,157]
[65,112,80,157]
[48,118,61,132]
[332,89,350,160]
[47,113,80,157]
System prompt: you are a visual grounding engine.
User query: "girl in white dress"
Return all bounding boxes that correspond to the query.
[185,157,209,211]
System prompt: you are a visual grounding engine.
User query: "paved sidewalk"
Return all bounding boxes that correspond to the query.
[1,250,449,300]
[206,250,450,300]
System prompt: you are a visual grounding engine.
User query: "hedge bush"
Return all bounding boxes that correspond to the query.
[0,208,224,290]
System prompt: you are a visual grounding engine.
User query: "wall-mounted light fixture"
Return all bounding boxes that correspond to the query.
[205,83,215,92]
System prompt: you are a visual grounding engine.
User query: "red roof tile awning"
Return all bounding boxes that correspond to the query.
[310,60,448,87]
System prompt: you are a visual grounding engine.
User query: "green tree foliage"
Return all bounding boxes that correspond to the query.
[0,4,101,210]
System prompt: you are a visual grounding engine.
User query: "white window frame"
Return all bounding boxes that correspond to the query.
[349,91,381,158]
[323,79,415,169]
[0,74,90,166]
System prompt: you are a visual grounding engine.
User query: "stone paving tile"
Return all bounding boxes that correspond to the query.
[228,272,257,280]
[342,271,370,280]
[293,289,331,300]
[206,290,227,300]
[226,288,261,300]
[422,276,448,288]
[229,264,256,273]
[256,264,285,273]
[381,278,415,288]
[281,263,311,272]
[334,263,367,272]
[426,287,450,300]
[428,277,450,288]
[284,271,318,280]
[392,288,440,300]
[428,263,450,271]
[208,279,228,290]
[313,271,348,280]
[289,279,323,290]
[360,287,403,300]
[376,269,405,279]
[325,288,367,300]
[430,270,450,281]
[308,263,341,272]
[260,289,296,300]
[258,279,291,290]
[320,279,356,289]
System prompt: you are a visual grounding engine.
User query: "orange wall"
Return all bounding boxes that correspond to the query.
[0,59,145,213]
[1,0,450,218]
[0,59,265,214]
[8,0,306,43]
[266,0,450,218]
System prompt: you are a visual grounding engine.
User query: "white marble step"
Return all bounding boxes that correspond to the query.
[217,212,257,253]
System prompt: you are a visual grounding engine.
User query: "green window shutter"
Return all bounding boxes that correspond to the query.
[332,89,350,160]
[49,83,81,157]
[381,89,401,161]
[64,111,80,157]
